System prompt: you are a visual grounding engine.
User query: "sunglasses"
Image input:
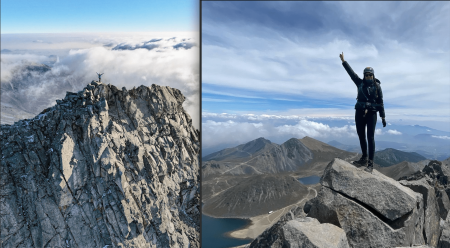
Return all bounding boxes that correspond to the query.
[364,74,373,77]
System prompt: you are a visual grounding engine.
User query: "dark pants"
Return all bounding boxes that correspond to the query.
[355,109,377,160]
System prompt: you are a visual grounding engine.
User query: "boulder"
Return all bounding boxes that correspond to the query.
[400,178,441,247]
[306,158,425,248]
[423,160,450,186]
[321,158,419,221]
[251,217,349,248]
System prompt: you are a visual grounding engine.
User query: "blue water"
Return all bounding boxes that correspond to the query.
[298,175,321,185]
[202,214,253,248]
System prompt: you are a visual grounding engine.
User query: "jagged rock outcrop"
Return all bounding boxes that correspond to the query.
[249,205,305,247]
[399,178,440,246]
[0,81,200,247]
[401,160,450,220]
[251,217,349,248]
[399,160,450,247]
[304,159,429,248]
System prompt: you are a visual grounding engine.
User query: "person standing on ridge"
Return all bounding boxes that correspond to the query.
[340,52,386,173]
[96,72,104,82]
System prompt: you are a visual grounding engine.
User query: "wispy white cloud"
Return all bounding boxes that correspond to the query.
[387,129,402,135]
[202,112,450,156]
[432,135,450,140]
[276,119,357,138]
[202,1,450,124]
[202,115,359,150]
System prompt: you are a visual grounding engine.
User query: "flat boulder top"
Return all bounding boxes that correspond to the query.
[321,158,421,221]
[284,217,349,248]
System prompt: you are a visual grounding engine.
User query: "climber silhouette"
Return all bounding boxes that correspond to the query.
[96,72,104,82]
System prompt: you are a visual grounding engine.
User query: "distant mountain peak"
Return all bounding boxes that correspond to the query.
[300,136,341,152]
[374,148,427,167]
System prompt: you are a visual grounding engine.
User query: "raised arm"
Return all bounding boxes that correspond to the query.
[340,52,362,85]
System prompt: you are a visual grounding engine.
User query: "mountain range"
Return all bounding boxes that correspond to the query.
[202,136,447,224]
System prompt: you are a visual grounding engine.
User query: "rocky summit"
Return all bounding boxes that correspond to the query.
[0,81,200,248]
[251,158,450,248]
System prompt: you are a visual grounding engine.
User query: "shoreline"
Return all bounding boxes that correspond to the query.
[226,185,319,240]
[201,210,254,240]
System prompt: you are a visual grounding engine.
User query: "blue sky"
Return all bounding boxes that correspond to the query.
[202,1,450,153]
[1,0,198,33]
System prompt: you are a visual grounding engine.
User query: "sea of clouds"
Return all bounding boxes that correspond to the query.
[1,33,199,128]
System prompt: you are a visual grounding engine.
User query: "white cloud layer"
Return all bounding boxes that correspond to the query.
[201,112,450,156]
[1,33,199,128]
[202,2,450,125]
[432,135,450,140]
[202,114,361,150]
[387,129,402,135]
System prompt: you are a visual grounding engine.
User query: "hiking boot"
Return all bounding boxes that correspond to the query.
[364,160,374,173]
[352,156,368,167]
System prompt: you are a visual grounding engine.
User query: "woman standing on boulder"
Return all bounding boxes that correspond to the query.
[340,52,386,173]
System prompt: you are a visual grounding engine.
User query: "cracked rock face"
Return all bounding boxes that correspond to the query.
[305,158,425,248]
[1,81,200,248]
[399,178,440,247]
[320,159,420,221]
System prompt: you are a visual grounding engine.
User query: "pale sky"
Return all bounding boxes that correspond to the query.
[202,1,450,153]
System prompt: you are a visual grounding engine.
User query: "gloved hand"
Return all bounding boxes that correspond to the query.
[382,118,386,127]
[339,52,345,62]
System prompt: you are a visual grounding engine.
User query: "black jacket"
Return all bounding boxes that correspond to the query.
[342,61,385,118]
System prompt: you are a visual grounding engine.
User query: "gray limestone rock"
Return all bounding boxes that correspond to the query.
[281,218,349,248]
[306,186,424,248]
[0,81,200,248]
[250,217,349,248]
[249,205,306,248]
[439,224,450,248]
[395,246,434,248]
[306,158,425,248]
[321,158,419,221]
[400,178,441,247]
[437,189,450,220]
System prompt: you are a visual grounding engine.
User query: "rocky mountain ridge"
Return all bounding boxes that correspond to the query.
[1,81,200,247]
[202,137,357,179]
[249,159,450,248]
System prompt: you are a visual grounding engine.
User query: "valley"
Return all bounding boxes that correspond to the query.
[202,135,444,243]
